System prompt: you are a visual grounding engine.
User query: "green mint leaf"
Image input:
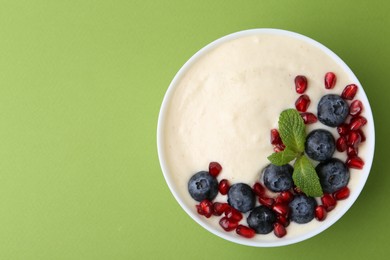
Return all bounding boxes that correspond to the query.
[267,147,298,166]
[278,109,306,153]
[293,155,323,197]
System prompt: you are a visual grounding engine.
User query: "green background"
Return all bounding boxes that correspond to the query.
[0,0,388,259]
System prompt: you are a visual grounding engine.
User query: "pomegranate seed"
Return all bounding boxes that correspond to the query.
[341,84,358,100]
[324,72,337,89]
[279,191,294,203]
[294,75,308,94]
[300,112,318,124]
[259,196,275,208]
[347,146,358,157]
[346,156,364,169]
[218,179,230,195]
[333,187,350,200]
[358,129,366,142]
[219,217,239,231]
[277,214,290,227]
[273,222,287,238]
[213,202,230,216]
[253,182,266,197]
[295,94,311,112]
[196,200,214,218]
[350,116,367,131]
[321,193,337,212]
[236,225,256,238]
[315,205,327,221]
[349,100,363,116]
[336,136,347,152]
[337,123,350,136]
[209,162,222,177]
[270,129,283,145]
[225,207,243,222]
[347,130,361,148]
[273,143,286,152]
[273,203,290,216]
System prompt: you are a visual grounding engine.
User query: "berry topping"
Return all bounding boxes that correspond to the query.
[316,158,350,193]
[295,94,311,112]
[294,75,308,94]
[227,183,256,213]
[263,164,294,192]
[324,72,337,89]
[247,206,276,234]
[236,225,256,238]
[289,194,317,224]
[300,112,318,124]
[341,84,358,100]
[317,94,349,127]
[188,171,218,202]
[209,162,222,177]
[305,129,336,162]
[218,179,230,195]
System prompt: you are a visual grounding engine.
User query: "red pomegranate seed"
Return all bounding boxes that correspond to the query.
[315,205,327,221]
[295,75,308,94]
[347,146,359,157]
[273,203,290,216]
[300,112,318,124]
[259,197,275,208]
[358,129,366,142]
[349,100,363,116]
[277,214,290,227]
[218,179,230,195]
[346,156,364,169]
[336,136,347,152]
[347,130,361,148]
[333,187,350,200]
[350,116,367,131]
[270,129,283,145]
[219,217,239,231]
[236,225,256,238]
[273,143,286,152]
[337,123,350,136]
[321,193,337,212]
[209,162,222,177]
[341,84,358,100]
[196,200,214,218]
[279,191,294,203]
[295,94,311,112]
[253,182,266,197]
[225,207,243,222]
[273,222,287,238]
[213,202,230,216]
[324,72,337,89]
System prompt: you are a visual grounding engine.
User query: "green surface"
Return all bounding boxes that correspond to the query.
[0,0,388,259]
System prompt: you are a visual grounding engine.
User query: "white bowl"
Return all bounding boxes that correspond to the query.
[157,29,375,247]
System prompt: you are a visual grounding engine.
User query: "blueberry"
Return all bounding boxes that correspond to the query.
[247,206,276,234]
[305,129,336,161]
[263,164,294,192]
[227,183,255,213]
[316,158,350,193]
[317,94,349,127]
[188,171,218,202]
[289,194,317,224]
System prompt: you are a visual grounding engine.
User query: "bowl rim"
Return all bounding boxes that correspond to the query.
[157,28,375,247]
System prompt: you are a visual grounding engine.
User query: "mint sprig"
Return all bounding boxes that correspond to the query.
[267,109,323,197]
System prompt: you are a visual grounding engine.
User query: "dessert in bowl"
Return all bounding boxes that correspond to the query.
[157,29,375,247]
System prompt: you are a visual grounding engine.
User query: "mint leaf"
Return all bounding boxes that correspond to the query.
[278,109,306,153]
[267,147,298,166]
[293,155,323,197]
